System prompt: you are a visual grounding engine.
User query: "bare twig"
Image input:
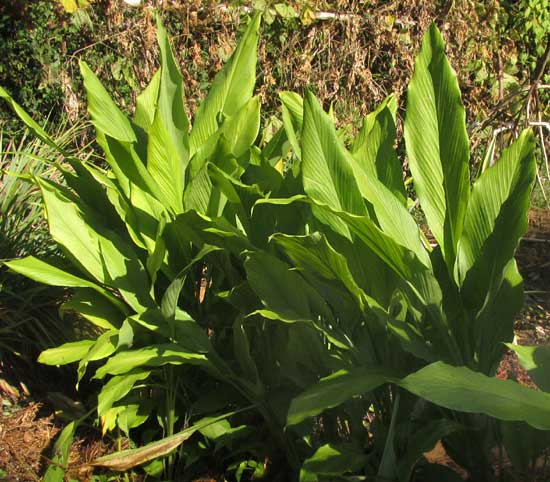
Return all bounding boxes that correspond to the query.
[520,39,550,129]
[521,237,550,243]
[529,121,550,131]
[538,124,549,182]
[216,3,363,22]
[526,40,550,108]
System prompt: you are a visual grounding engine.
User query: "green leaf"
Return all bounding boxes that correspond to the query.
[257,196,447,349]
[301,91,366,237]
[327,208,432,289]
[456,130,535,315]
[4,256,126,313]
[506,344,550,392]
[117,319,134,349]
[352,95,405,204]
[134,69,161,132]
[218,96,261,158]
[80,61,136,143]
[146,17,190,213]
[378,389,400,479]
[38,178,155,313]
[233,318,261,391]
[197,417,231,440]
[156,17,189,146]
[38,179,103,282]
[43,421,77,482]
[271,232,367,311]
[347,152,429,267]
[279,91,303,159]
[97,134,167,209]
[84,162,165,254]
[183,163,213,214]
[163,210,252,271]
[161,244,222,321]
[94,344,209,378]
[117,403,151,435]
[147,112,185,212]
[245,249,352,353]
[287,367,393,426]
[404,23,470,270]
[190,13,261,165]
[77,330,118,383]
[60,288,125,330]
[38,340,95,366]
[208,163,263,232]
[399,362,550,430]
[244,250,333,326]
[472,259,523,373]
[184,98,261,216]
[301,443,368,477]
[388,317,436,363]
[325,210,457,366]
[97,371,151,418]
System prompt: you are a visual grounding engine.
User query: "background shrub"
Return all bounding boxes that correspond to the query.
[1,1,547,137]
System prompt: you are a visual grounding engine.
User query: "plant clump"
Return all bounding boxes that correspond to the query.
[2,11,549,482]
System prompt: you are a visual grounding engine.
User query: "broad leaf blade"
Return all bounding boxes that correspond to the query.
[77,330,118,383]
[352,95,405,203]
[287,367,392,426]
[404,23,470,269]
[301,443,368,477]
[134,69,161,132]
[399,362,550,430]
[301,91,366,237]
[190,13,260,163]
[244,250,333,326]
[61,288,124,330]
[4,256,127,313]
[348,153,429,267]
[280,90,303,160]
[472,259,524,374]
[38,340,95,366]
[218,96,261,159]
[98,371,151,418]
[506,344,550,392]
[80,61,136,143]
[456,130,535,313]
[146,18,190,212]
[94,344,209,378]
[271,232,367,311]
[38,178,155,313]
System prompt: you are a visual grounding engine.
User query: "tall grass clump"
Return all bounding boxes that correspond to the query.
[0,122,88,359]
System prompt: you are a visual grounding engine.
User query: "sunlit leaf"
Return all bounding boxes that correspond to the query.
[405,23,470,270]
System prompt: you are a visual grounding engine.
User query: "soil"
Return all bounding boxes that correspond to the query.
[1,209,550,482]
[0,375,115,482]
